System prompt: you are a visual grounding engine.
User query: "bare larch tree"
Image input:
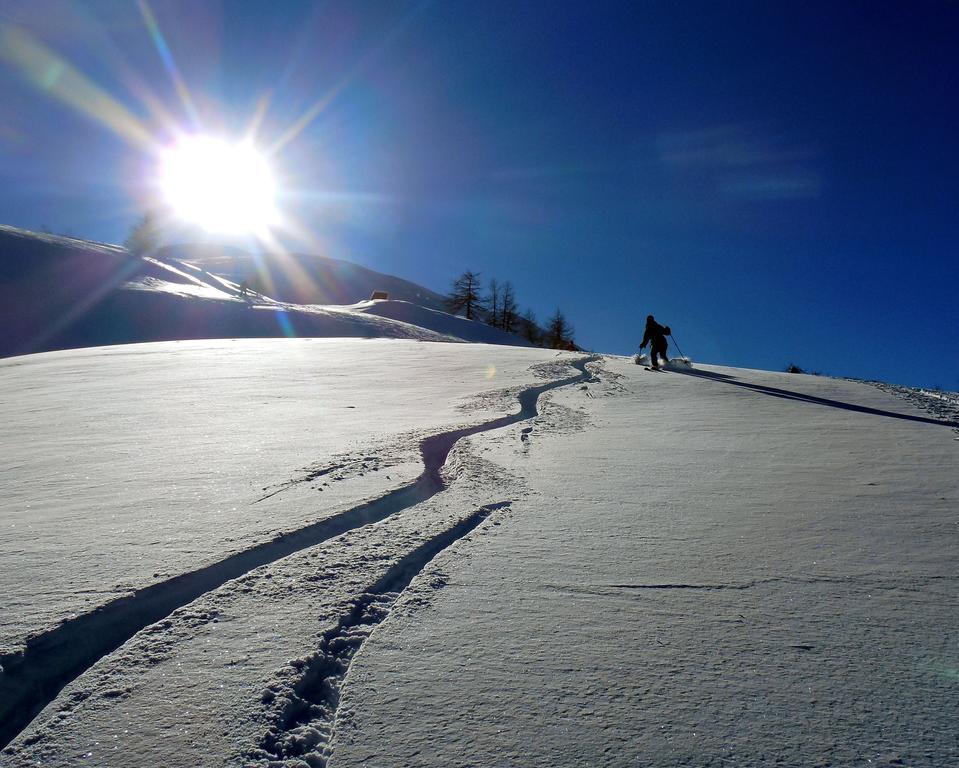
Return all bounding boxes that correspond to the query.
[447,271,484,320]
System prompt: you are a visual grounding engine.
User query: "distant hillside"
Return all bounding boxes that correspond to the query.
[173,244,564,347]
[350,299,538,347]
[166,243,449,310]
[0,226,530,358]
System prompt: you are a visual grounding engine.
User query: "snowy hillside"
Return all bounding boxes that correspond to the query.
[1,340,956,765]
[167,242,450,310]
[0,226,526,358]
[345,299,537,347]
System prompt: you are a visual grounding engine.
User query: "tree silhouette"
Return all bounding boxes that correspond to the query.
[124,211,162,257]
[446,271,484,320]
[521,307,540,345]
[545,308,574,349]
[486,278,501,328]
[501,281,518,333]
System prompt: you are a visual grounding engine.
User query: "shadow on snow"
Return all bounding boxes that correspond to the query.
[669,368,958,429]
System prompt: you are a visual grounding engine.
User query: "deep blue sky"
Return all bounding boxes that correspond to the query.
[1,0,956,388]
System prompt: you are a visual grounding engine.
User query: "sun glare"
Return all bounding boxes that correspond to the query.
[159,136,278,235]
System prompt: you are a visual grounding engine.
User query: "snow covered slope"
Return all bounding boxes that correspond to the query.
[166,242,450,310]
[0,226,524,358]
[0,339,563,655]
[346,298,533,347]
[333,363,959,768]
[2,345,956,765]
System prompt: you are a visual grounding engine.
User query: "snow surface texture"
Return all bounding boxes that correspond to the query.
[331,362,959,768]
[858,380,959,437]
[3,348,957,766]
[0,339,576,655]
[0,341,592,756]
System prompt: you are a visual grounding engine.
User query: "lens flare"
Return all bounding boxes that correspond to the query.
[0,24,152,148]
[159,135,278,235]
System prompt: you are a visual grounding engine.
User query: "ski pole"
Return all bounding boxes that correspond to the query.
[669,334,686,360]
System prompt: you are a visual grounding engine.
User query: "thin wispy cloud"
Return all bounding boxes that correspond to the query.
[656,123,822,201]
[720,172,821,201]
[489,163,607,182]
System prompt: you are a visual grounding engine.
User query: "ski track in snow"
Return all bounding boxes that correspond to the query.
[253,501,511,767]
[325,361,958,768]
[0,356,597,751]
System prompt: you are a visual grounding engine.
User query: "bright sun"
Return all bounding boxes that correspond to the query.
[159,136,278,236]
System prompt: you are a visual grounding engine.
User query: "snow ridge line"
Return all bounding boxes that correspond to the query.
[0,355,596,750]
[251,501,511,767]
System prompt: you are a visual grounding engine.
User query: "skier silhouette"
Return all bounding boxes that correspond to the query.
[640,315,670,369]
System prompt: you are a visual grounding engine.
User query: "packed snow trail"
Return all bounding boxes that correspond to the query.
[0,355,595,749]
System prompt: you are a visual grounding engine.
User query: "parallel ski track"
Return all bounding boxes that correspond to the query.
[255,501,512,767]
[0,355,596,750]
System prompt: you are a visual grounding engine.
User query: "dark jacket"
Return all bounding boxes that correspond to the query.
[641,318,668,351]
